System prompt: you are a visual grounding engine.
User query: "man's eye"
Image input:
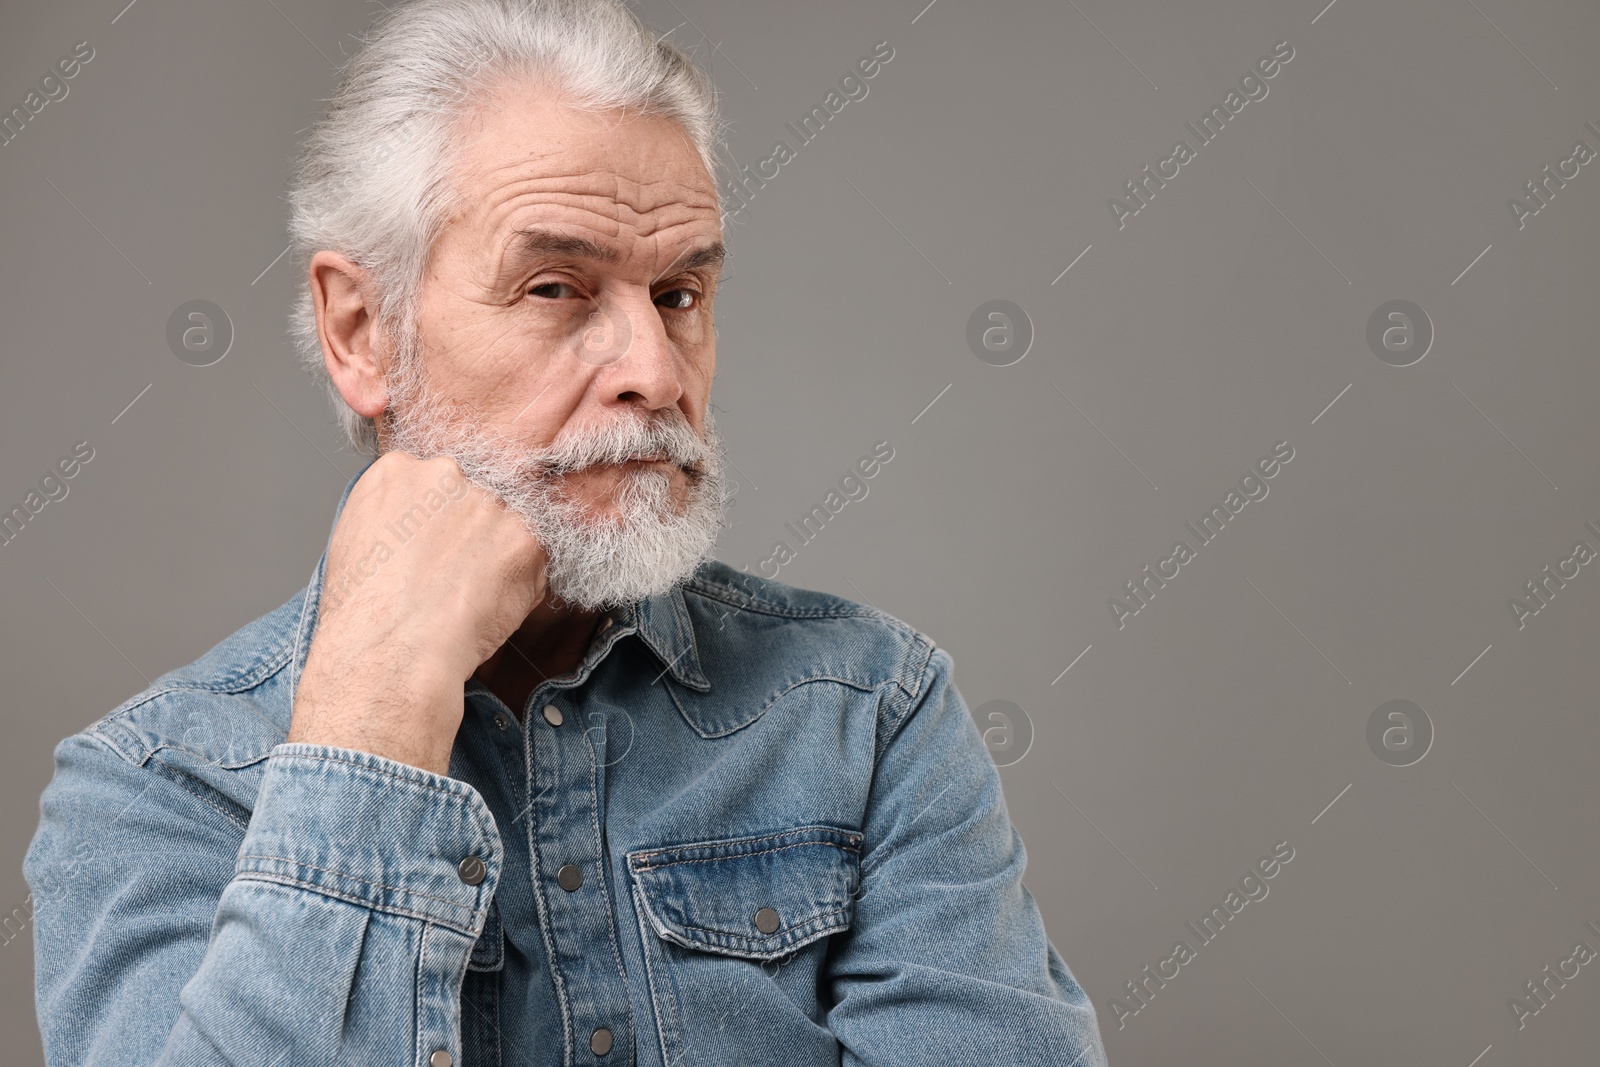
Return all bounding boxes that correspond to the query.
[656,288,698,310]
[528,282,578,299]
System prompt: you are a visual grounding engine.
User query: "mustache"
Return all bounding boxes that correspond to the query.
[530,415,708,478]
[378,351,713,481]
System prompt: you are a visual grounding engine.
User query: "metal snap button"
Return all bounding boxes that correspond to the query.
[430,1050,452,1067]
[493,714,510,730]
[590,1027,614,1055]
[557,863,584,892]
[542,704,564,727]
[457,856,487,886]
[753,907,781,934]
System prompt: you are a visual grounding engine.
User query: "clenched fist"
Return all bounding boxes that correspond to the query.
[288,453,548,775]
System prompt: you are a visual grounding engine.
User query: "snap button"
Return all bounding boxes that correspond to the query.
[542,703,564,727]
[457,856,487,886]
[590,1027,614,1055]
[493,714,510,730]
[753,906,781,934]
[557,863,584,892]
[430,1050,452,1067]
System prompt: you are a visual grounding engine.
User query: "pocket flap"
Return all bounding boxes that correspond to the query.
[627,825,862,960]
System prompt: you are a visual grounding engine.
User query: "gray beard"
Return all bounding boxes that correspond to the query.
[377,329,731,613]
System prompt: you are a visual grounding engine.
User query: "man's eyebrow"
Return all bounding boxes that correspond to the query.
[500,228,727,283]
[666,242,727,277]
[503,227,622,267]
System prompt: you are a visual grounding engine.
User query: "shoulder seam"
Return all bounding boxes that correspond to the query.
[170,635,296,696]
[90,642,294,757]
[875,634,939,765]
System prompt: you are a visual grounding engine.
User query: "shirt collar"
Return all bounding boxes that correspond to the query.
[290,457,709,700]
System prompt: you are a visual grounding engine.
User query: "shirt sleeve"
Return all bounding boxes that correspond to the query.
[823,644,1110,1067]
[25,733,502,1067]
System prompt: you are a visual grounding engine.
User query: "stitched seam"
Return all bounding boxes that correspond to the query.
[416,919,430,1063]
[585,717,635,1022]
[79,723,139,765]
[141,741,275,772]
[686,581,915,627]
[753,674,879,716]
[233,872,479,937]
[467,900,503,970]
[90,690,193,758]
[630,827,860,862]
[519,731,574,1067]
[632,839,858,871]
[97,632,295,714]
[155,767,251,832]
[632,879,683,1067]
[61,737,254,835]
[266,748,502,858]
[889,636,936,721]
[633,831,864,870]
[270,749,481,804]
[442,923,473,1064]
[203,638,294,693]
[677,675,886,740]
[765,674,879,695]
[876,637,938,763]
[665,903,854,939]
[237,853,486,918]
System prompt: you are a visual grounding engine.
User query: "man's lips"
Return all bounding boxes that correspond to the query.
[621,453,685,469]
[551,453,691,475]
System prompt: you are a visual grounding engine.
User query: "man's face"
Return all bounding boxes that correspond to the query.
[376,78,731,611]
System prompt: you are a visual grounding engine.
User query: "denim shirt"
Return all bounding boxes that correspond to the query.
[25,460,1108,1066]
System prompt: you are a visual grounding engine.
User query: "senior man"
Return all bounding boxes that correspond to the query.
[25,1,1108,1064]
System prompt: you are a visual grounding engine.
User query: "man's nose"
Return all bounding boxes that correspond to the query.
[582,290,686,412]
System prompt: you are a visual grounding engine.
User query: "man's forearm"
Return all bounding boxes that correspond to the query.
[28,732,501,1066]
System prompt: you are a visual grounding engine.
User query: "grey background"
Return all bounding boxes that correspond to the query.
[2,0,1596,1062]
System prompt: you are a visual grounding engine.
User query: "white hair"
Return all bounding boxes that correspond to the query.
[285,0,726,455]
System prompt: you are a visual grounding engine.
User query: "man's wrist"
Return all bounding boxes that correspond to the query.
[289,656,465,775]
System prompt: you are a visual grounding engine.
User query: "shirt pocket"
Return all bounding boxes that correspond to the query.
[626,825,863,1066]
[627,824,862,959]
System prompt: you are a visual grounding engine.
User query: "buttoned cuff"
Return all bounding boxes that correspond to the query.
[236,743,502,938]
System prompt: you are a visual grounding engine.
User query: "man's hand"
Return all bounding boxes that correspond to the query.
[288,453,547,775]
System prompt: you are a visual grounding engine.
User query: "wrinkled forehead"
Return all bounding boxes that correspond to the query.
[440,77,720,265]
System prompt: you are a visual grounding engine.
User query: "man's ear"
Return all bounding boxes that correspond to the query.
[309,250,390,420]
